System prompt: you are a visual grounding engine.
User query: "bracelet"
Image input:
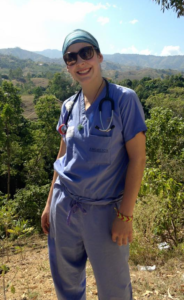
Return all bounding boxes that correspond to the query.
[114,207,133,222]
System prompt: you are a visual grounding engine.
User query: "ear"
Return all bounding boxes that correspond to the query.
[66,66,70,72]
[98,53,103,63]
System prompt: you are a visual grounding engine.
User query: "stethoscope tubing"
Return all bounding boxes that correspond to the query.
[59,78,115,134]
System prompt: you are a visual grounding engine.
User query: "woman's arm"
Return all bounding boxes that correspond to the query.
[41,138,66,234]
[111,132,146,246]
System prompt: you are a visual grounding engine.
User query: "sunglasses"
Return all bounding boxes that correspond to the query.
[63,46,98,66]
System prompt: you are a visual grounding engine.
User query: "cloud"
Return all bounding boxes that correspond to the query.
[119,20,123,24]
[113,5,117,8]
[97,17,110,26]
[0,0,108,50]
[140,49,151,55]
[121,46,138,54]
[161,46,183,56]
[120,46,151,55]
[129,19,138,25]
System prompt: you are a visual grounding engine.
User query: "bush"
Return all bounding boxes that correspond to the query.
[13,184,50,230]
[139,168,184,247]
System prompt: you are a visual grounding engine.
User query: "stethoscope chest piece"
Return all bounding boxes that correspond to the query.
[58,124,67,135]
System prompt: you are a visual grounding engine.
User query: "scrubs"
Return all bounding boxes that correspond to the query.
[49,82,147,300]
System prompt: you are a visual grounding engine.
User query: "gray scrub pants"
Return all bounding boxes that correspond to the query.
[48,183,133,300]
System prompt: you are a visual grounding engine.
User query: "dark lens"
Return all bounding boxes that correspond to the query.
[63,52,77,66]
[63,46,95,66]
[79,46,94,60]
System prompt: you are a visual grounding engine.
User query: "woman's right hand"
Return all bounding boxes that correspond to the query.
[41,205,50,235]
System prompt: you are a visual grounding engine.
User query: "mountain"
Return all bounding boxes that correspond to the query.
[0,53,183,82]
[103,54,184,71]
[35,49,184,71]
[35,49,63,59]
[0,47,184,72]
[0,47,57,63]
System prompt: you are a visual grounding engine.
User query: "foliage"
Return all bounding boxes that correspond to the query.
[140,169,184,246]
[13,184,50,229]
[47,72,80,102]
[23,95,60,184]
[7,220,34,240]
[7,219,34,259]
[0,200,17,238]
[145,90,184,118]
[33,86,44,104]
[0,73,184,248]
[138,107,184,247]
[153,0,184,17]
[0,82,24,199]
[146,107,184,164]
[129,74,184,117]
[9,68,24,81]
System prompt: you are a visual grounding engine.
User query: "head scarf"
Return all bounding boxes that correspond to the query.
[62,29,100,55]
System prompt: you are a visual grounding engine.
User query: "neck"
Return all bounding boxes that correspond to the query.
[82,76,105,104]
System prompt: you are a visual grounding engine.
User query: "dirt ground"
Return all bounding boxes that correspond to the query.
[1,235,184,300]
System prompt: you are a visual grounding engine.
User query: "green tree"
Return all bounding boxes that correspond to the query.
[47,72,79,102]
[118,79,132,88]
[13,184,50,229]
[33,86,44,104]
[0,82,24,200]
[138,107,184,246]
[23,95,61,184]
[145,90,184,118]
[146,107,184,164]
[153,0,184,17]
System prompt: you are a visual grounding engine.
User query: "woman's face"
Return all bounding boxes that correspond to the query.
[65,42,103,85]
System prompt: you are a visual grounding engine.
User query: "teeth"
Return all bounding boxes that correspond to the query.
[78,69,90,74]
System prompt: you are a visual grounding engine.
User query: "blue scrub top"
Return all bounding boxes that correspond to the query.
[54,82,147,201]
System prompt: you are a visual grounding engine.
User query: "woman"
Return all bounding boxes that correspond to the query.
[41,29,147,300]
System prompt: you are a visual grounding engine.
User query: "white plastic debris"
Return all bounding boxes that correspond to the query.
[158,242,170,250]
[137,265,156,271]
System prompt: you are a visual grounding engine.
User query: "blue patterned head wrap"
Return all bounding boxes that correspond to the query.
[62,29,100,55]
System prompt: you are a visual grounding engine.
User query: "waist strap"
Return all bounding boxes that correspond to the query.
[58,182,123,206]
[55,182,123,225]
[67,200,87,225]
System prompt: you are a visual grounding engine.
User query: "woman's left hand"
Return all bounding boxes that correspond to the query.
[111,217,133,246]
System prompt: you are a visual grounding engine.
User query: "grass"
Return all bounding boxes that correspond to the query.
[0,234,184,300]
[21,95,37,119]
[31,78,49,88]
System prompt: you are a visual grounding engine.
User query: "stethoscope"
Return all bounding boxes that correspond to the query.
[58,78,115,135]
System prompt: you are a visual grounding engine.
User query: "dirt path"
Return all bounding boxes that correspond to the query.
[1,236,184,300]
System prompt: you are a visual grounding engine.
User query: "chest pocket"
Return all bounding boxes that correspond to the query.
[84,134,111,165]
[69,127,112,166]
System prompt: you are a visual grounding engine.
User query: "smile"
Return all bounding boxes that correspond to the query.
[77,68,91,75]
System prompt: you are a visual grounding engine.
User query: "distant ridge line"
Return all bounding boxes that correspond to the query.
[0,47,184,71]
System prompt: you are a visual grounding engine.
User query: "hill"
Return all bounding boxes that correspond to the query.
[0,53,183,82]
[103,53,184,71]
[1,47,184,71]
[0,54,64,77]
[36,49,63,59]
[36,49,184,71]
[0,47,53,63]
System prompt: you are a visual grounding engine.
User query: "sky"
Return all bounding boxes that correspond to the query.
[0,0,184,56]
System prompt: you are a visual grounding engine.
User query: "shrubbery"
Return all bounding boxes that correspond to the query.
[0,75,183,262]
